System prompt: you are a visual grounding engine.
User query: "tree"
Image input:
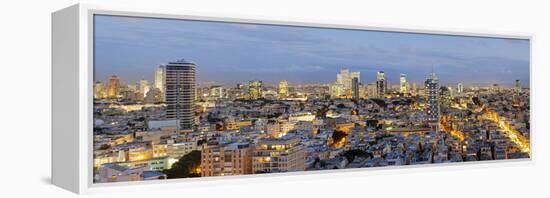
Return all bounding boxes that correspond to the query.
[370,98,387,108]
[164,150,201,179]
[98,144,111,150]
[343,149,370,162]
[316,105,329,118]
[332,130,347,144]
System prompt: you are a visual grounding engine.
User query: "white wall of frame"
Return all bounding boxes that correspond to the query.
[1,0,549,197]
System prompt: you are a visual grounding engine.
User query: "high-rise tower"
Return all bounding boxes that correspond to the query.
[106,75,120,98]
[248,80,263,100]
[94,81,105,99]
[352,77,360,99]
[399,73,407,94]
[165,59,196,131]
[457,83,464,94]
[154,65,166,101]
[425,72,439,131]
[278,80,289,98]
[376,71,387,98]
[139,79,150,98]
[515,80,522,94]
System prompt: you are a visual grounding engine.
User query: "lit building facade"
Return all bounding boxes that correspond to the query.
[154,65,165,101]
[140,79,150,98]
[201,142,254,177]
[329,83,346,98]
[278,80,289,98]
[399,73,407,94]
[411,82,418,95]
[209,85,225,99]
[332,69,360,98]
[252,136,306,173]
[94,81,105,99]
[352,77,359,99]
[165,59,196,131]
[439,86,452,111]
[366,83,377,98]
[457,82,464,93]
[515,80,522,94]
[336,69,350,90]
[376,71,387,98]
[166,140,198,159]
[248,80,263,100]
[106,75,121,98]
[425,72,440,129]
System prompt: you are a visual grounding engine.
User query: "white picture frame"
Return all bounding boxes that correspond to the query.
[52,3,534,194]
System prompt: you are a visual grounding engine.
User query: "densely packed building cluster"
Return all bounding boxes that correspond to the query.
[93,64,530,183]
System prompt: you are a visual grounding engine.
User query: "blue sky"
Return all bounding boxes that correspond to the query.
[94,15,530,87]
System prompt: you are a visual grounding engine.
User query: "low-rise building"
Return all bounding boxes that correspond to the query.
[252,135,306,173]
[201,142,254,177]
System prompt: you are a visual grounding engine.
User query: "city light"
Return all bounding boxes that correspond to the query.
[485,110,530,153]
[94,65,531,183]
[440,115,465,141]
[89,13,530,184]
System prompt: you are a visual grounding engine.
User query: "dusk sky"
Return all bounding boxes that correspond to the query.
[94,15,530,87]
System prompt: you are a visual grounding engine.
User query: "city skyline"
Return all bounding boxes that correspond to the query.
[92,15,530,183]
[94,15,530,87]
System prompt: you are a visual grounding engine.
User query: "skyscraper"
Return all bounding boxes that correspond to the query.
[248,80,263,100]
[165,59,196,131]
[336,69,350,89]
[376,71,387,98]
[106,75,121,98]
[278,80,289,98]
[457,83,464,93]
[154,65,165,101]
[425,72,439,130]
[515,80,522,94]
[439,86,452,111]
[399,73,407,94]
[139,79,150,98]
[350,71,360,85]
[366,83,377,98]
[333,69,360,98]
[352,77,359,99]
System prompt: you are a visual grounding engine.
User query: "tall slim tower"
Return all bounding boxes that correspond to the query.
[399,74,407,94]
[139,79,150,98]
[515,80,522,94]
[248,80,263,100]
[425,72,439,131]
[165,59,196,131]
[278,80,289,98]
[350,72,360,84]
[155,65,166,101]
[376,71,387,98]
[94,81,105,99]
[352,77,359,99]
[106,75,120,98]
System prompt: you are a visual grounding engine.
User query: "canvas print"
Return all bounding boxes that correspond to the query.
[92,14,530,183]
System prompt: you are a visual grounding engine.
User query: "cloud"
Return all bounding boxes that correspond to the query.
[93,15,530,86]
